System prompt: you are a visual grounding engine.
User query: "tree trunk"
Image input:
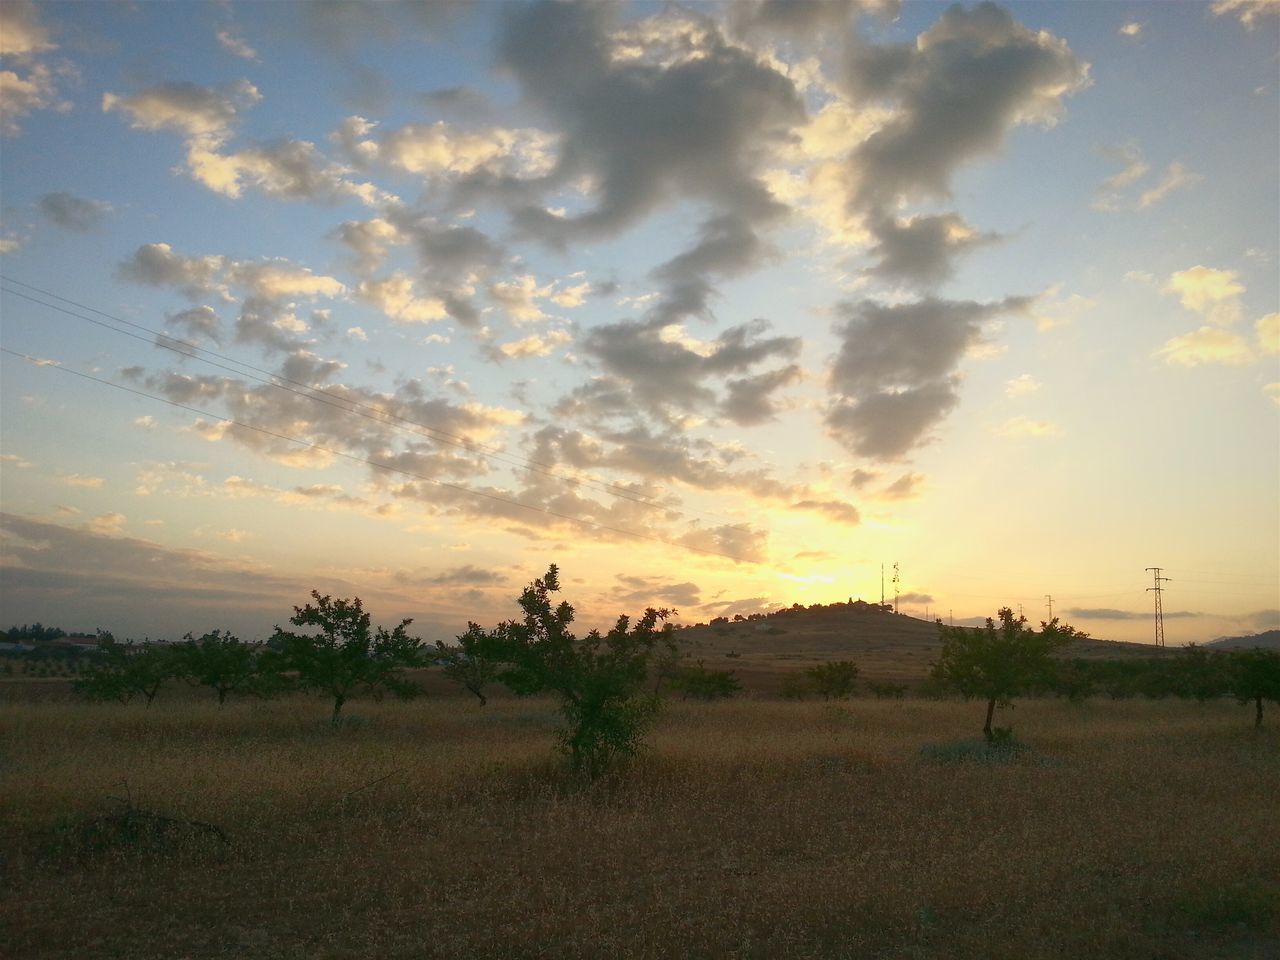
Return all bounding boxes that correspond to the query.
[1257,695,1264,728]
[983,697,996,741]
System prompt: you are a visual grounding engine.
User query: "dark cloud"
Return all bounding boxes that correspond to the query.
[878,472,925,500]
[38,192,112,231]
[897,591,934,604]
[1066,608,1203,621]
[826,295,1032,459]
[678,523,768,563]
[165,305,223,344]
[576,316,801,425]
[394,564,506,588]
[790,499,861,526]
[649,212,773,324]
[866,213,1000,287]
[843,3,1089,214]
[730,0,897,37]
[492,1,803,244]
[720,364,801,426]
[613,574,701,609]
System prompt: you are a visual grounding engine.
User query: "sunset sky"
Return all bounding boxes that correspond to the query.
[1,0,1277,645]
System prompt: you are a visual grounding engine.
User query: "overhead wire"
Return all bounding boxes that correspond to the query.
[0,276,753,529]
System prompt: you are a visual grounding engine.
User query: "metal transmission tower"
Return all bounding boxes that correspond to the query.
[1045,594,1054,621]
[1145,567,1171,647]
[893,562,900,614]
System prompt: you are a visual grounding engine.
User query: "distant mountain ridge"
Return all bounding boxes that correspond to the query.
[1203,630,1280,651]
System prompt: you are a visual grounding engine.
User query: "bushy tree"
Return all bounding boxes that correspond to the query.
[171,630,271,705]
[1225,649,1280,728]
[432,624,498,706]
[672,660,740,701]
[73,633,174,706]
[930,610,1074,741]
[804,660,860,700]
[482,565,672,778]
[270,592,424,723]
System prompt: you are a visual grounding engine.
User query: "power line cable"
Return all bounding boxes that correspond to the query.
[0,277,754,528]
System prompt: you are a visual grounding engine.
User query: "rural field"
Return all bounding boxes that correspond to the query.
[2,690,1277,960]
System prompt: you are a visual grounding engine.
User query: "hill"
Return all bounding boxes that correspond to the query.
[673,601,1161,689]
[1203,629,1280,651]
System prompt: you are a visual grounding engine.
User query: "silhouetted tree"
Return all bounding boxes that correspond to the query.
[804,660,861,700]
[482,565,672,778]
[432,625,497,706]
[1225,649,1280,728]
[73,632,174,706]
[172,630,270,705]
[270,592,424,723]
[930,610,1074,741]
[672,660,740,701]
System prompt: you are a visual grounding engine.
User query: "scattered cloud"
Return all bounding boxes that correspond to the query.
[996,416,1062,439]
[38,192,112,230]
[85,512,126,535]
[790,499,861,526]
[1210,0,1280,29]
[1256,313,1279,355]
[826,295,1033,459]
[1119,22,1143,37]
[1005,373,1042,398]
[1165,265,1244,327]
[216,29,258,62]
[1155,327,1253,367]
[1094,143,1198,212]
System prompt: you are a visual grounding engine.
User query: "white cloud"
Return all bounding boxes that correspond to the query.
[346,326,368,341]
[1165,266,1244,327]
[490,274,553,324]
[85,512,127,535]
[1255,313,1279,355]
[1005,374,1042,398]
[60,473,106,488]
[1119,22,1143,37]
[996,416,1061,439]
[1155,327,1253,367]
[496,329,573,359]
[1136,162,1201,209]
[216,29,258,62]
[357,273,449,323]
[1265,384,1280,406]
[102,80,260,139]
[1211,0,1279,28]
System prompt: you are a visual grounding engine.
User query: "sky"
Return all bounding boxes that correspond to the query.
[1,0,1277,646]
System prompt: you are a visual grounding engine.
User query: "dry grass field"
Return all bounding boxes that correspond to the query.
[2,691,1278,960]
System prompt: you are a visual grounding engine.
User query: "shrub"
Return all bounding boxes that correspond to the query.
[480,565,672,778]
[804,660,860,700]
[269,592,424,723]
[673,660,741,701]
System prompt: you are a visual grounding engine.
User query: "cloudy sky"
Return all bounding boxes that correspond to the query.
[1,0,1277,645]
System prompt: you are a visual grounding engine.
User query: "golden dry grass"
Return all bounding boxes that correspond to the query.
[2,693,1278,959]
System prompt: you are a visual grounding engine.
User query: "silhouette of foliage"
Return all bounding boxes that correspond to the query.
[171,630,273,705]
[73,633,175,706]
[930,610,1074,741]
[1225,648,1280,728]
[672,660,740,701]
[481,565,672,778]
[269,592,424,723]
[432,625,498,706]
[804,660,861,700]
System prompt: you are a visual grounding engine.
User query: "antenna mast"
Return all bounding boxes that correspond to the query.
[1145,567,1171,647]
[1044,594,1053,621]
[892,562,900,614]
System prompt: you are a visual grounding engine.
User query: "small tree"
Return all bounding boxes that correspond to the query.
[1225,649,1280,728]
[171,630,268,705]
[73,633,174,707]
[483,565,672,778]
[270,592,424,723]
[432,624,498,706]
[805,660,860,700]
[672,660,741,701]
[930,610,1073,741]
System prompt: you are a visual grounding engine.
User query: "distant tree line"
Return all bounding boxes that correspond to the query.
[26,577,1277,776]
